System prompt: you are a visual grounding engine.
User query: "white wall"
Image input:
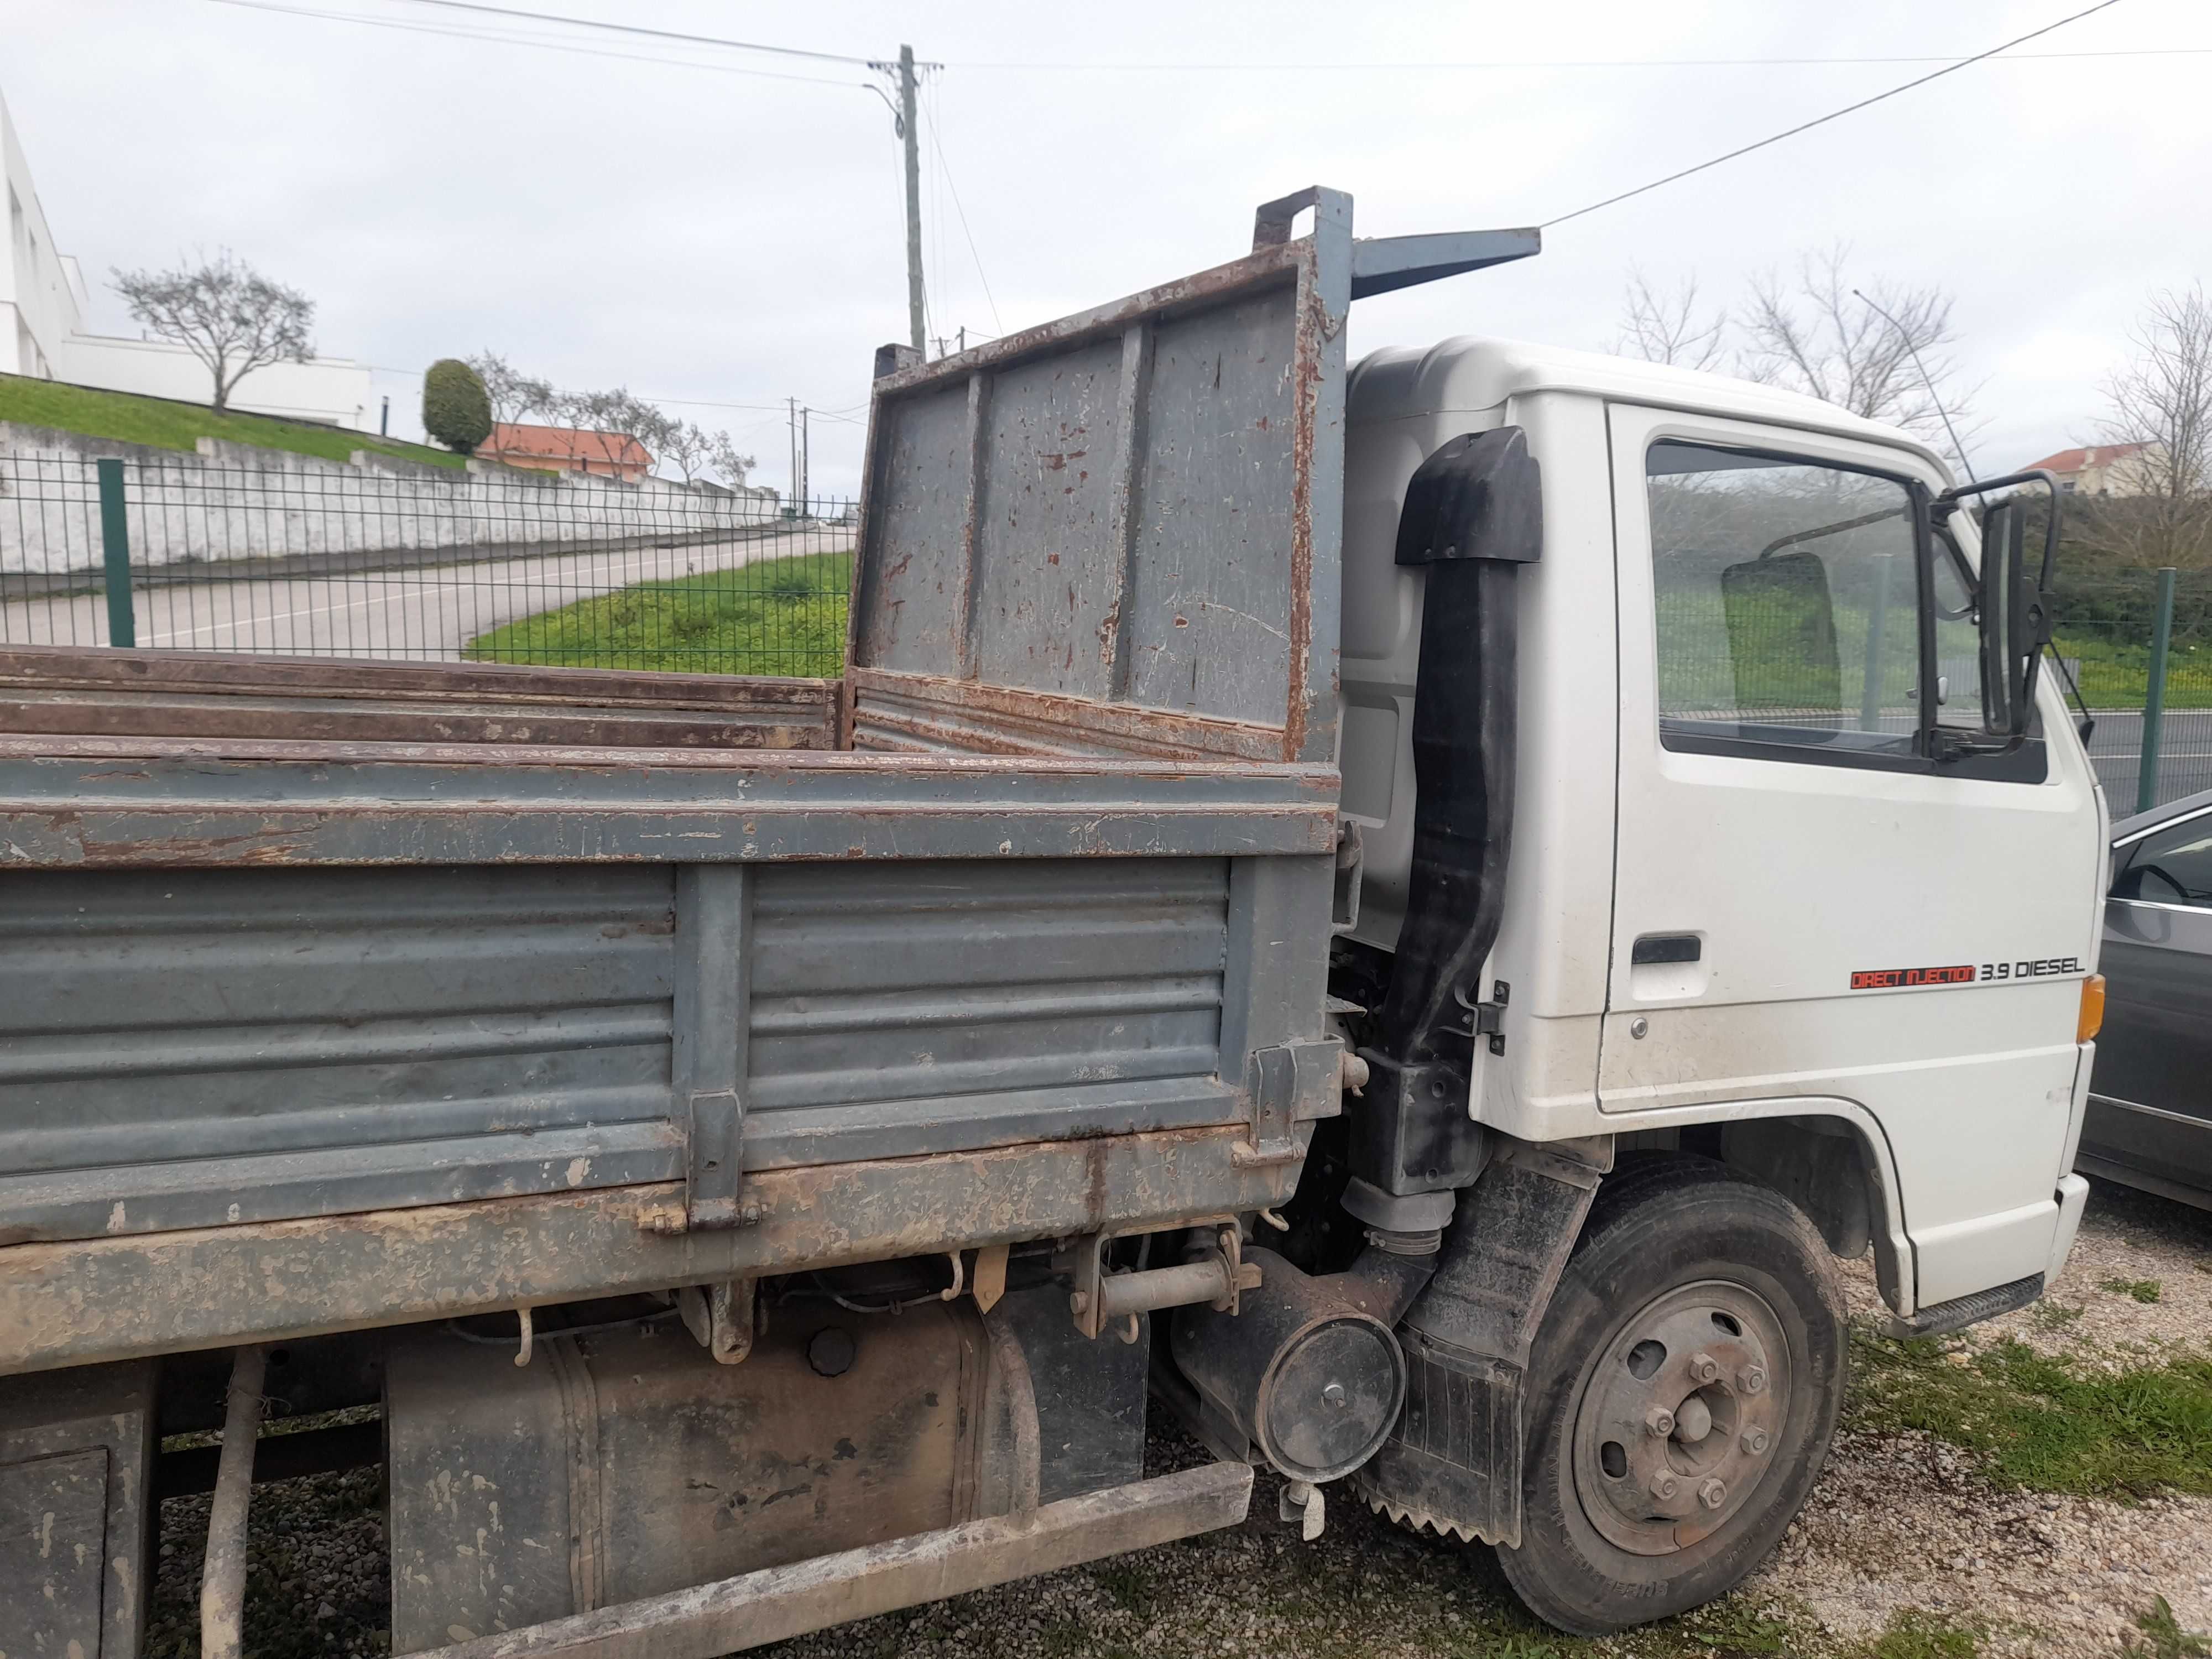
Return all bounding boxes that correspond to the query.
[3,89,84,381]
[60,332,371,429]
[3,86,371,430]
[0,421,784,575]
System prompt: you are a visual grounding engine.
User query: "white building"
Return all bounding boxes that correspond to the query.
[3,89,372,429]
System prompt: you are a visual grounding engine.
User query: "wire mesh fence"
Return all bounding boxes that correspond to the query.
[2051,566,2212,815]
[0,452,854,678]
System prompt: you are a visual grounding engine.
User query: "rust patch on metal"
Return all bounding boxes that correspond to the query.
[0,1124,1305,1375]
[848,670,1286,762]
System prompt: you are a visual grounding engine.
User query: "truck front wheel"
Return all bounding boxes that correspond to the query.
[1497,1156,1846,1635]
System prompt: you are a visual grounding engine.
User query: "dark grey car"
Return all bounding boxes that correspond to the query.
[2083,785,2212,1206]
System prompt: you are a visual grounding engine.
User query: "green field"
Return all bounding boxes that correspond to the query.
[2058,632,2212,710]
[0,372,465,470]
[464,550,851,677]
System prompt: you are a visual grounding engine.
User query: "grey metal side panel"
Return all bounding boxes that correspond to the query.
[0,1450,111,1655]
[856,384,974,675]
[0,865,683,1243]
[848,221,1343,762]
[1121,290,1302,727]
[0,854,1269,1244]
[0,1360,157,1659]
[970,337,1127,701]
[743,858,1237,1168]
[0,741,1338,868]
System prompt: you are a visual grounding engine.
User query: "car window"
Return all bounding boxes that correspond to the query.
[2113,814,2212,906]
[1646,441,1922,760]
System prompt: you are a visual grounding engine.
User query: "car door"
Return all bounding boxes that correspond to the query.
[1600,405,2104,1310]
[2088,808,2212,1196]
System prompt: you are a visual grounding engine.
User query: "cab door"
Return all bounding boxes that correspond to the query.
[1599,404,2102,1310]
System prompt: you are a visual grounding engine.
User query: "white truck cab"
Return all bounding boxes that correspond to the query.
[1327,335,2103,1629]
[1341,337,2101,1323]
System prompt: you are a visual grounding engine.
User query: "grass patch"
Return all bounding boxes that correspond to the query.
[2128,1595,2212,1658]
[2104,1276,2165,1305]
[2031,1300,2084,1332]
[1859,1608,1980,1658]
[464,549,849,676]
[2059,632,2212,711]
[1851,1329,2212,1498]
[0,369,465,470]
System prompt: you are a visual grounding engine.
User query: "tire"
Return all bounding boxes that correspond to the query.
[1495,1154,1846,1636]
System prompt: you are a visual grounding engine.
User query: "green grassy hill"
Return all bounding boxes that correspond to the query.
[0,373,465,471]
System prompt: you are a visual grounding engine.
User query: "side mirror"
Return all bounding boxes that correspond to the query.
[1978,501,2041,738]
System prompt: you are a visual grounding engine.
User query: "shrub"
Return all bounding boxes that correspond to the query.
[422,358,493,454]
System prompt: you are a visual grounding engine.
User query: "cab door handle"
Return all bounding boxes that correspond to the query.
[1631,933,1702,966]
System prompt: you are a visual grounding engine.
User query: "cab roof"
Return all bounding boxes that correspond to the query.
[1347,335,1948,478]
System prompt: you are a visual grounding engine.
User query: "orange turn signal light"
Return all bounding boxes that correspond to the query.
[2078,974,2106,1044]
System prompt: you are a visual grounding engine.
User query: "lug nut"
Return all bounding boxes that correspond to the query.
[1698,1477,1728,1510]
[1322,1382,1348,1410]
[1688,1352,1721,1385]
[1648,1472,1679,1501]
[1738,1365,1767,1395]
[1644,1406,1676,1437]
[1741,1427,1771,1455]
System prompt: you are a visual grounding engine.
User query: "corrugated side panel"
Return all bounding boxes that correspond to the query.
[742,858,1237,1167]
[0,866,682,1243]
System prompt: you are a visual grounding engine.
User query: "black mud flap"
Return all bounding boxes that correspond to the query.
[1354,1140,1607,1546]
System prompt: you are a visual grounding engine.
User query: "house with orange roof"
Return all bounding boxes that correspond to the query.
[477,421,654,482]
[2021,441,2164,498]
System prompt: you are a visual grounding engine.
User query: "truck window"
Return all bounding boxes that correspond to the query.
[1647,440,1921,760]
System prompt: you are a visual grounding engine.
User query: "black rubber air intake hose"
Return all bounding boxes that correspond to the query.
[1352,426,1542,1198]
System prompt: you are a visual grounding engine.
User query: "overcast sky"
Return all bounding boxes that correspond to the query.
[6,0,2207,493]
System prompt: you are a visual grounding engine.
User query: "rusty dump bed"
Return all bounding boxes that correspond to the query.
[0,190,1537,1375]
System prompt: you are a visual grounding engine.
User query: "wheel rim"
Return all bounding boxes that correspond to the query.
[1567,1279,1790,1557]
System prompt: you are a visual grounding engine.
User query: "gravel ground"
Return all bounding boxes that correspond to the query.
[145,1177,2212,1658]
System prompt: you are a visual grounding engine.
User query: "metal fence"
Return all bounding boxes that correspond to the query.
[2051,566,2212,816]
[0,453,854,678]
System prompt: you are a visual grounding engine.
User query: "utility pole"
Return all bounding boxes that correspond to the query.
[899,44,925,353]
[800,405,810,514]
[787,397,800,510]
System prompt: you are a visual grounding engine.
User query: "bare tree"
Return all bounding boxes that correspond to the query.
[109,251,315,411]
[548,387,677,472]
[707,432,755,489]
[1615,268,1726,371]
[657,420,714,485]
[466,353,555,429]
[1738,245,1979,462]
[2079,283,2212,567]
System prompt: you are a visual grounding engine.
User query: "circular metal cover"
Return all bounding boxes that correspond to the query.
[1258,1314,1405,1483]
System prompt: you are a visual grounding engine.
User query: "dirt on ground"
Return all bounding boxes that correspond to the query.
[145,1178,2212,1659]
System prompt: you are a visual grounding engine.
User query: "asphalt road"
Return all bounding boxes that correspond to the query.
[0,526,853,661]
[2080,707,2212,813]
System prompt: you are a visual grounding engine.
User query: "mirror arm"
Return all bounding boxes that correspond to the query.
[1929,469,2064,761]
[1936,467,2064,591]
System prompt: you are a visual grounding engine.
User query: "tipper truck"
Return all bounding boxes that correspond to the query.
[0,187,2105,1650]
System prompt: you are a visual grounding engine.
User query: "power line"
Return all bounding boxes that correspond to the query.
[374,0,889,66]
[1542,0,2130,228]
[955,45,2201,71]
[925,81,1005,337]
[203,0,878,86]
[207,0,2194,77]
